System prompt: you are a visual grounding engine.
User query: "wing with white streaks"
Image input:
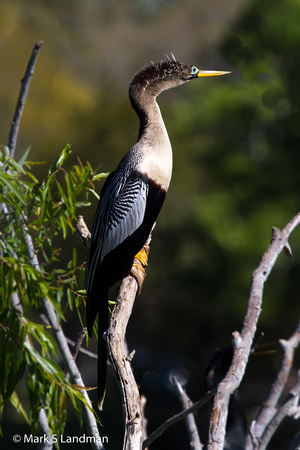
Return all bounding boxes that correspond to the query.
[86,171,148,292]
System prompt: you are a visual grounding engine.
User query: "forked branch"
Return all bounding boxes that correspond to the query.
[207,213,300,450]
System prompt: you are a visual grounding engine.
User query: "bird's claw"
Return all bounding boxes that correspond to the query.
[130,245,150,294]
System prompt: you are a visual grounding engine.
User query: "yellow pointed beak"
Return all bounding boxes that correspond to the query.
[197,70,231,77]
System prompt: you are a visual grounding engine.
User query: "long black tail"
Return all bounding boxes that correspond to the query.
[97,291,109,409]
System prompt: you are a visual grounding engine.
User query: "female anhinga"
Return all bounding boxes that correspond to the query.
[85,57,229,408]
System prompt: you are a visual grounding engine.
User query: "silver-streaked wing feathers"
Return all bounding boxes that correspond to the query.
[86,172,148,292]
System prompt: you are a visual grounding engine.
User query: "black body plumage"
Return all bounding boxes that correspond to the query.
[85,58,229,408]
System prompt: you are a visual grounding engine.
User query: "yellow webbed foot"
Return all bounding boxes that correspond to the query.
[130,245,150,294]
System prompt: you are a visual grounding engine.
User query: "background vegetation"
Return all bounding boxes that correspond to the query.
[1,0,299,448]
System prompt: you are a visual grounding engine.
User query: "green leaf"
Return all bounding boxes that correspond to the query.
[88,188,100,200]
[67,289,74,310]
[49,144,72,174]
[55,179,69,206]
[24,342,66,382]
[6,158,27,175]
[17,146,31,167]
[10,392,30,424]
[25,319,58,359]
[3,146,10,157]
[59,215,68,239]
[92,172,109,181]
[0,174,26,205]
[0,148,105,433]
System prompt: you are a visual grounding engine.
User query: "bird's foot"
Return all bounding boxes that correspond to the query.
[130,245,150,294]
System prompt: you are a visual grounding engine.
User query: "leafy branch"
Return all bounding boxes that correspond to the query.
[0,42,107,449]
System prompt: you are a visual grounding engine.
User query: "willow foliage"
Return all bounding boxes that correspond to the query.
[0,145,106,438]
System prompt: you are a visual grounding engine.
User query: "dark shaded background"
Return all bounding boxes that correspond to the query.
[1,0,300,448]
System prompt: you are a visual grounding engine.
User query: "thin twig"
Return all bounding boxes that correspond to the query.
[40,314,97,359]
[258,374,300,449]
[172,377,203,450]
[72,328,87,360]
[37,409,53,450]
[66,336,97,359]
[249,321,300,446]
[40,314,98,359]
[8,41,44,158]
[143,387,217,449]
[207,213,300,450]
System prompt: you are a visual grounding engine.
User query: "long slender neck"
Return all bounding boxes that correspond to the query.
[129,86,173,191]
[130,87,170,144]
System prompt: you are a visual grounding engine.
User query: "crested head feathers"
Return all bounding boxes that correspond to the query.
[128,56,198,117]
[130,57,193,89]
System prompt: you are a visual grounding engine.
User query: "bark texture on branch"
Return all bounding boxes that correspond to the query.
[172,377,203,450]
[248,322,300,448]
[77,216,148,449]
[8,40,43,158]
[207,213,300,450]
[107,275,145,450]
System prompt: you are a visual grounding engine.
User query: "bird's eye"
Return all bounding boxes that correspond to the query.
[191,66,199,75]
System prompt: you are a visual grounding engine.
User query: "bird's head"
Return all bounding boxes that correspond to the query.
[129,56,230,111]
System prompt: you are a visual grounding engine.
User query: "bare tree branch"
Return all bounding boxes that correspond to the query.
[258,374,300,449]
[37,409,52,450]
[78,213,149,449]
[107,275,145,450]
[71,328,87,360]
[66,336,98,359]
[207,213,300,450]
[172,377,203,450]
[8,41,44,158]
[76,215,91,249]
[248,322,300,447]
[77,214,149,448]
[143,387,217,449]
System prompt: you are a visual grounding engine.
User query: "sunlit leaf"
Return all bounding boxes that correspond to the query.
[10,392,30,424]
[49,144,72,174]
[17,147,31,167]
[0,174,26,205]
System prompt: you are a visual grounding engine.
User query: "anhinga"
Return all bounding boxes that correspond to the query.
[85,56,229,408]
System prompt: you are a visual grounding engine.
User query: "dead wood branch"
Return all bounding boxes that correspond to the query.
[107,275,145,450]
[143,387,217,449]
[207,213,300,450]
[8,41,43,158]
[248,321,300,448]
[172,377,203,450]
[257,374,300,449]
